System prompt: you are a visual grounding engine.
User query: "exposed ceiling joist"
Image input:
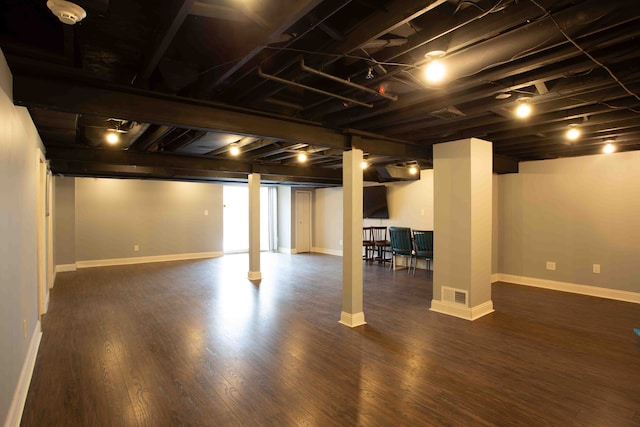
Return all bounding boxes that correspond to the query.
[136,0,197,87]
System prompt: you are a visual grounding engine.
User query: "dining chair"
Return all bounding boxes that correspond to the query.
[388,226,414,272]
[412,230,433,275]
[371,226,391,265]
[362,227,375,262]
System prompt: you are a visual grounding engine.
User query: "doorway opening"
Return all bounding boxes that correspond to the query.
[223,185,277,253]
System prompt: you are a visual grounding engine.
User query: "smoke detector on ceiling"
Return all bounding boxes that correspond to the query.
[47,0,86,25]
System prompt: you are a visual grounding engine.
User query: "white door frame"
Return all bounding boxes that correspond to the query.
[36,150,49,316]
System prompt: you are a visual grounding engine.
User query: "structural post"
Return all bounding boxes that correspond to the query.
[431,138,494,320]
[340,149,366,327]
[248,173,261,280]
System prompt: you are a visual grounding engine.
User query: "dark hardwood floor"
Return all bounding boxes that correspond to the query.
[22,253,640,426]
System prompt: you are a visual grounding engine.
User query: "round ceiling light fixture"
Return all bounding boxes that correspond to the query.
[424,50,446,84]
[566,124,581,141]
[603,141,616,154]
[297,151,308,163]
[47,0,86,25]
[515,97,532,119]
[229,143,240,156]
[106,131,119,145]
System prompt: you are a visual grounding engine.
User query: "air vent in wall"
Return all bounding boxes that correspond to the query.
[454,291,467,305]
[442,286,468,306]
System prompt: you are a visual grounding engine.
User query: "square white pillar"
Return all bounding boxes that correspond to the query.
[340,149,366,327]
[248,173,261,280]
[431,138,494,320]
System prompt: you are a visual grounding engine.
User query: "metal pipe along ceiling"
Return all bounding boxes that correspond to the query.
[300,60,398,101]
[257,68,374,108]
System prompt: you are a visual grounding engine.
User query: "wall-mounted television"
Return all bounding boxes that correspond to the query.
[363,185,389,219]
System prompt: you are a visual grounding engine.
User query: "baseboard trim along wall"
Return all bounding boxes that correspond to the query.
[277,247,293,254]
[55,264,77,273]
[430,300,495,321]
[76,252,223,269]
[5,321,42,427]
[311,247,342,256]
[496,274,640,304]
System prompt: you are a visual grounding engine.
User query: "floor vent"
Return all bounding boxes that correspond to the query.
[442,286,468,306]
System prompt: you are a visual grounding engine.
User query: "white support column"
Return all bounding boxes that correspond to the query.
[340,149,366,327]
[248,173,262,280]
[431,138,494,321]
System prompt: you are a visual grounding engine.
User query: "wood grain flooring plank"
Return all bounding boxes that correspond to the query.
[20,253,640,426]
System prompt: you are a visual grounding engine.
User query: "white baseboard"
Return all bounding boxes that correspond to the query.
[311,247,343,256]
[491,273,499,283]
[339,311,366,328]
[496,274,640,304]
[55,264,77,273]
[76,251,223,269]
[430,300,494,321]
[277,247,293,254]
[44,290,49,313]
[5,321,42,427]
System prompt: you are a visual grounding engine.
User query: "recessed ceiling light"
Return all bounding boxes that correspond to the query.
[229,143,240,156]
[515,98,532,119]
[566,124,581,141]
[408,165,418,175]
[297,152,308,162]
[424,51,446,84]
[106,132,119,144]
[603,143,616,154]
[361,161,368,169]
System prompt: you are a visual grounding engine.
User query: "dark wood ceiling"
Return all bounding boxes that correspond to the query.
[2,0,639,185]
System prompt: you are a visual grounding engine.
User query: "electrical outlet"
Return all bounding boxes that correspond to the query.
[204,210,208,216]
[593,264,600,274]
[134,244,139,252]
[420,209,425,216]
[546,261,556,271]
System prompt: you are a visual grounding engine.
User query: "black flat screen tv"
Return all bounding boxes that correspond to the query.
[363,185,389,219]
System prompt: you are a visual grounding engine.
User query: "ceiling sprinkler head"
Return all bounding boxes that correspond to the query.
[366,67,374,80]
[47,0,86,25]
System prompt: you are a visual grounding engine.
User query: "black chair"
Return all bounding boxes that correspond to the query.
[362,227,375,262]
[412,230,433,275]
[371,226,391,265]
[388,226,414,272]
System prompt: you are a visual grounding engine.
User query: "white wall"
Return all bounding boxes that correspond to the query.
[54,176,75,266]
[363,169,434,230]
[313,186,343,255]
[499,151,640,293]
[313,170,434,255]
[277,186,292,252]
[73,178,223,262]
[0,50,42,426]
